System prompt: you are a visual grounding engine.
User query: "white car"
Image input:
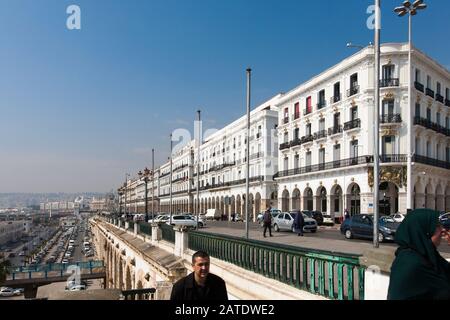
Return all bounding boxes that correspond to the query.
[13,288,24,296]
[0,287,15,297]
[154,215,170,223]
[322,214,334,225]
[391,213,405,223]
[272,212,318,233]
[166,215,204,228]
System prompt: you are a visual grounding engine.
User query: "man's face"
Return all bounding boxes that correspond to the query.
[193,256,210,280]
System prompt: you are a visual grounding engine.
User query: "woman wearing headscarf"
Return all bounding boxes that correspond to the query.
[387,209,450,300]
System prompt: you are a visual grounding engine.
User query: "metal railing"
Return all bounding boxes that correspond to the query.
[301,134,314,144]
[274,156,373,178]
[380,78,399,87]
[317,101,326,110]
[328,125,343,135]
[412,155,450,170]
[330,94,341,104]
[314,130,327,140]
[121,288,156,300]
[303,108,312,116]
[380,154,408,163]
[160,223,175,243]
[414,117,450,136]
[346,85,359,97]
[344,119,361,130]
[426,88,435,98]
[283,117,289,124]
[138,222,152,236]
[414,81,424,92]
[290,138,302,147]
[128,221,134,231]
[446,99,450,107]
[188,231,365,300]
[380,114,402,124]
[436,94,444,104]
[280,142,290,150]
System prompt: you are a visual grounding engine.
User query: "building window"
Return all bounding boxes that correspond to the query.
[382,100,394,116]
[294,103,300,119]
[446,116,449,129]
[305,151,312,167]
[294,128,299,140]
[382,136,395,155]
[319,148,325,164]
[318,90,326,109]
[426,108,431,122]
[350,73,358,88]
[306,96,312,114]
[350,140,359,158]
[426,141,431,158]
[334,113,341,127]
[334,144,341,162]
[284,108,289,123]
[415,103,421,118]
[306,123,311,136]
[446,88,450,100]
[415,137,420,155]
[415,69,421,83]
[427,75,431,89]
[436,144,440,160]
[382,64,395,80]
[283,132,289,143]
[294,154,299,169]
[446,147,450,163]
[351,106,358,121]
[284,157,289,171]
[437,82,441,95]
[333,82,341,101]
[436,113,441,125]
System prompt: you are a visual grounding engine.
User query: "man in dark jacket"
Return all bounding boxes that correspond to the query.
[294,211,305,236]
[263,207,273,238]
[170,251,228,301]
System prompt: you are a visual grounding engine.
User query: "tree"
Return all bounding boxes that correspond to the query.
[0,259,12,285]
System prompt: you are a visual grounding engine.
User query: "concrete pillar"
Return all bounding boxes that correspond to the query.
[134,222,138,236]
[174,227,188,258]
[151,223,161,244]
[125,221,129,230]
[398,191,407,214]
[156,281,174,300]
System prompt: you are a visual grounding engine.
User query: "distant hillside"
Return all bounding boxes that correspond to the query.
[0,193,107,209]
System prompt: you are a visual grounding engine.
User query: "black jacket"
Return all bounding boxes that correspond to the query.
[170,272,228,301]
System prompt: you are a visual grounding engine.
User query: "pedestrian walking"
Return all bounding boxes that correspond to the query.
[170,251,228,301]
[231,212,236,222]
[387,209,450,300]
[344,209,350,220]
[263,207,273,238]
[293,210,304,236]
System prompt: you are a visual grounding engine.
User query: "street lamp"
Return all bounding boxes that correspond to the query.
[138,167,150,222]
[394,0,427,214]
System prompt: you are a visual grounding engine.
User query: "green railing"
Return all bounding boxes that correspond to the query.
[160,223,175,243]
[128,221,135,231]
[188,231,365,300]
[138,222,152,236]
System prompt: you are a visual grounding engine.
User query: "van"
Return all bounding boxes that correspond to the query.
[204,209,222,221]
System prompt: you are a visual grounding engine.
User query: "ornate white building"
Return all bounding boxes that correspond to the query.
[274,43,449,221]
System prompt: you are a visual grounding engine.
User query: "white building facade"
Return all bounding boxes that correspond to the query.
[275,43,449,221]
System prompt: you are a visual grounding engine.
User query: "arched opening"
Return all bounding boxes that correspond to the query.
[379,182,399,215]
[255,193,262,215]
[291,189,301,210]
[414,180,425,209]
[270,191,278,209]
[435,184,444,211]
[125,265,132,291]
[316,186,327,213]
[425,184,435,209]
[236,195,241,215]
[347,183,361,216]
[330,185,343,222]
[281,190,290,212]
[248,193,255,221]
[303,187,313,211]
[230,195,235,218]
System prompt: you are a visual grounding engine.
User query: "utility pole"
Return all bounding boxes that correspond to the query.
[245,68,251,239]
[170,134,173,225]
[196,110,201,230]
[152,148,155,223]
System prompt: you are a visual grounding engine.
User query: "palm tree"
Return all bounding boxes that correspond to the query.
[0,259,12,285]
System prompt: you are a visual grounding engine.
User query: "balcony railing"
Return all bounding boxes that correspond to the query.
[249,152,264,160]
[446,99,450,107]
[328,125,343,136]
[414,81,424,92]
[283,117,289,124]
[274,155,373,178]
[380,154,408,163]
[436,94,444,104]
[200,176,265,191]
[317,101,326,110]
[426,88,435,98]
[347,85,360,97]
[380,114,402,124]
[290,138,302,147]
[380,78,399,88]
[412,155,450,170]
[280,142,290,150]
[314,130,327,140]
[303,108,312,116]
[414,117,450,136]
[330,94,341,104]
[301,134,314,144]
[344,119,361,131]
[293,113,300,120]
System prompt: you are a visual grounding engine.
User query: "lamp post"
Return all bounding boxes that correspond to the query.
[170,134,173,225]
[245,68,251,239]
[138,168,150,222]
[394,0,427,214]
[152,148,155,223]
[196,110,201,230]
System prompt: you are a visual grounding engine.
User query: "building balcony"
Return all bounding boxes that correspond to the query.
[249,152,264,161]
[317,101,326,110]
[200,176,265,191]
[426,88,435,98]
[412,155,450,170]
[414,116,450,136]
[436,94,444,104]
[283,117,289,124]
[330,94,341,104]
[414,81,424,93]
[301,134,314,144]
[313,130,327,140]
[303,108,312,116]
[280,142,290,150]
[328,125,343,136]
[380,154,408,163]
[293,113,300,120]
[380,114,402,124]
[347,85,360,97]
[274,155,373,179]
[446,99,450,107]
[290,138,302,147]
[343,119,361,131]
[380,78,399,88]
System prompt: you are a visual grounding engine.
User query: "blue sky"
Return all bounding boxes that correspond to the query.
[0,0,449,193]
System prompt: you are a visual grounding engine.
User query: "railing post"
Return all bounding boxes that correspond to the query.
[174,226,188,258]
[151,223,161,244]
[134,222,138,236]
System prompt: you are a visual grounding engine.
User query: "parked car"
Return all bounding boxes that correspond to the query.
[322,214,334,225]
[391,213,406,223]
[167,215,204,228]
[302,210,324,225]
[0,287,15,297]
[272,212,318,233]
[13,288,24,296]
[154,215,170,223]
[340,214,400,243]
[439,213,450,231]
[257,209,282,227]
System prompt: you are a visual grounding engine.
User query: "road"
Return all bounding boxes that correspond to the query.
[202,221,450,256]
